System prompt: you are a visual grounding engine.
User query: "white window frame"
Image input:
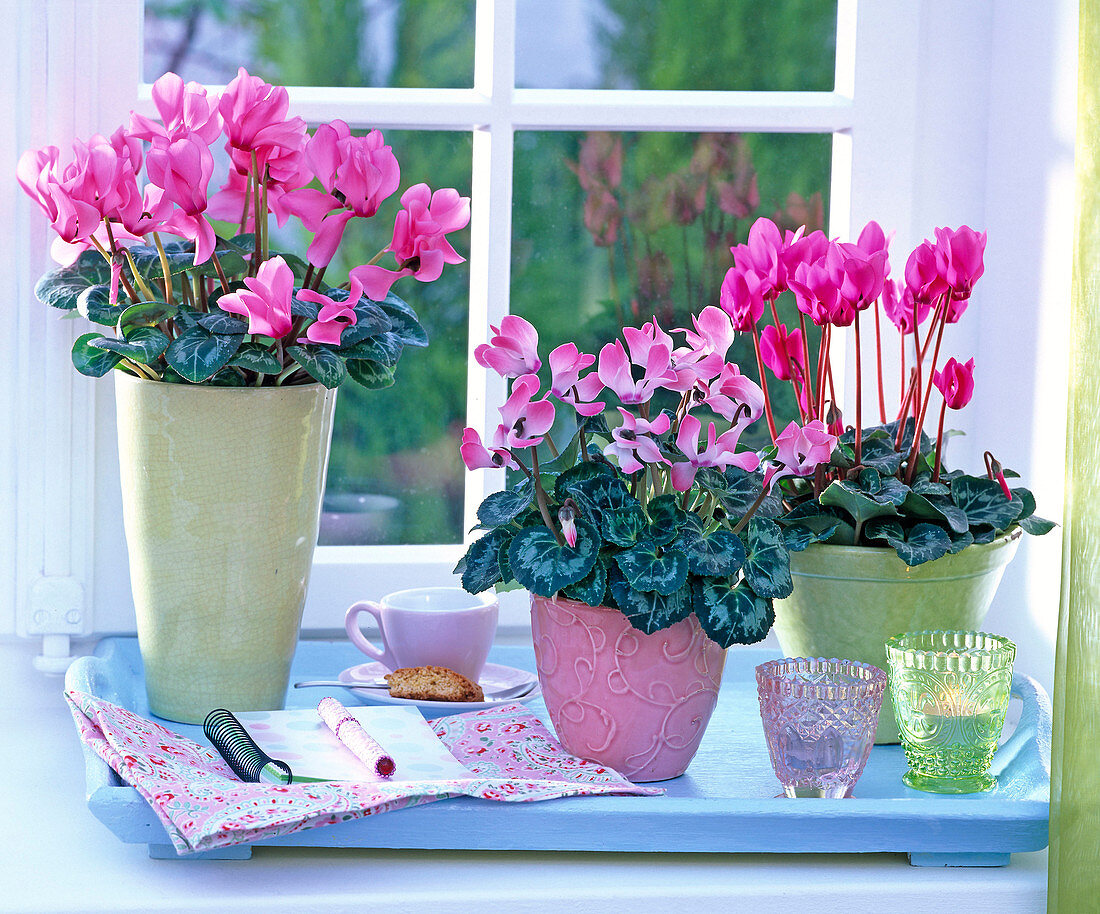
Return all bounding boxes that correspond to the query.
[6,0,1073,685]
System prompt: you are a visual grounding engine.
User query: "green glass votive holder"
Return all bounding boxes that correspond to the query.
[885,630,1016,794]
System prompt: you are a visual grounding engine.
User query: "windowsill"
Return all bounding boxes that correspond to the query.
[0,638,1049,911]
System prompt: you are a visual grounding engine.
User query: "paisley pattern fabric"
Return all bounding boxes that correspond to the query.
[66,690,662,855]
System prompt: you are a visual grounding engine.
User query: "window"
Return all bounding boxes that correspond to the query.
[6,0,1074,690]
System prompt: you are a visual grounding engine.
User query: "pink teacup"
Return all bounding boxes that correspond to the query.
[344,587,499,681]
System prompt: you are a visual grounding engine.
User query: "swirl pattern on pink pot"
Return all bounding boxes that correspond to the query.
[530,593,726,782]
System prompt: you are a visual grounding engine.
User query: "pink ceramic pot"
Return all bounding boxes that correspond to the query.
[530,593,726,782]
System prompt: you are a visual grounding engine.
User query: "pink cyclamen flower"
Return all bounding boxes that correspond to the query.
[295,277,363,346]
[718,266,766,331]
[597,338,675,405]
[698,363,765,427]
[217,255,295,338]
[474,315,542,378]
[934,225,987,305]
[460,427,518,471]
[671,413,759,492]
[765,420,837,487]
[548,342,605,416]
[829,242,888,312]
[759,323,806,383]
[730,217,785,300]
[855,219,893,263]
[206,160,313,232]
[218,67,308,178]
[603,409,671,474]
[283,122,402,268]
[144,134,218,263]
[558,504,578,548]
[130,72,222,145]
[933,357,976,409]
[350,184,471,301]
[789,258,853,327]
[904,240,949,305]
[497,374,555,449]
[681,305,736,360]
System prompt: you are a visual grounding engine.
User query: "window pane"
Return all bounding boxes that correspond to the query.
[144,0,475,88]
[515,0,837,91]
[255,129,471,546]
[511,130,831,448]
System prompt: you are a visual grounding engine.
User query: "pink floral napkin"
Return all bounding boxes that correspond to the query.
[65,689,662,855]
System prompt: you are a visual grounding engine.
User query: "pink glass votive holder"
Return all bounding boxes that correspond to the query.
[756,657,888,798]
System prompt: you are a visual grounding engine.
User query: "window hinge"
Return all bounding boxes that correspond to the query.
[20,576,86,674]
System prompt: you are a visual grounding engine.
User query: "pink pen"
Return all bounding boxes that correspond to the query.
[317,697,396,778]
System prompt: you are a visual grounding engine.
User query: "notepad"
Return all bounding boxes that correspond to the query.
[232,706,474,782]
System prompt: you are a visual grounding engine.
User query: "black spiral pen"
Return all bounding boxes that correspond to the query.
[203,708,295,784]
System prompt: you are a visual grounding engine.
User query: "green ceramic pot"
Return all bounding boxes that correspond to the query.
[114,373,337,723]
[772,532,1021,743]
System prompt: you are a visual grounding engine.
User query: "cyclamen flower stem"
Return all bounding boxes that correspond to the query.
[366,246,388,267]
[873,299,886,424]
[731,484,772,535]
[209,253,231,294]
[124,249,160,302]
[815,324,831,420]
[853,310,864,466]
[260,166,269,260]
[932,398,948,482]
[894,367,918,450]
[303,264,315,289]
[89,236,140,304]
[251,152,263,274]
[799,313,816,418]
[239,172,252,235]
[905,296,949,484]
[152,233,174,305]
[530,447,564,546]
[749,323,778,441]
[311,265,328,292]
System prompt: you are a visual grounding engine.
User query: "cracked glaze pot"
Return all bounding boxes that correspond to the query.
[530,594,726,782]
[115,373,336,723]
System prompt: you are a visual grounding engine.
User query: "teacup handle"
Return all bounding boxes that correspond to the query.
[344,601,395,668]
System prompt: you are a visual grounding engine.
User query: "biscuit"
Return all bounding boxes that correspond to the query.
[384,666,485,702]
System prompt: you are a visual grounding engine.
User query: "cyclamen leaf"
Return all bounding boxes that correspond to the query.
[902,491,969,534]
[71,332,122,377]
[678,528,747,577]
[117,299,179,335]
[646,494,688,544]
[35,250,112,310]
[197,309,249,335]
[229,343,282,374]
[819,480,899,526]
[562,559,608,607]
[607,567,691,635]
[341,332,403,366]
[476,480,534,527]
[615,540,689,595]
[76,284,125,326]
[742,518,793,599]
[865,518,951,566]
[339,301,393,345]
[346,358,396,390]
[782,522,838,552]
[166,326,242,382]
[460,529,512,593]
[377,293,428,347]
[507,518,599,597]
[951,476,1025,532]
[286,345,347,389]
[692,579,775,648]
[90,326,170,363]
[857,435,905,476]
[1019,515,1056,535]
[602,506,648,547]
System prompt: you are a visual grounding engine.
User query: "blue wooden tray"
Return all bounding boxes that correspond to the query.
[66,637,1051,865]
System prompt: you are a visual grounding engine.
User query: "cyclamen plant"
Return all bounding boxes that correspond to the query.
[17,69,470,387]
[721,216,1054,565]
[455,311,837,649]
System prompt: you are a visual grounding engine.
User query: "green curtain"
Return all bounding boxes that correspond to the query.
[1049,2,1100,909]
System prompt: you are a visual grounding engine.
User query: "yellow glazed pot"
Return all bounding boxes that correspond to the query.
[772,532,1020,743]
[114,373,337,723]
